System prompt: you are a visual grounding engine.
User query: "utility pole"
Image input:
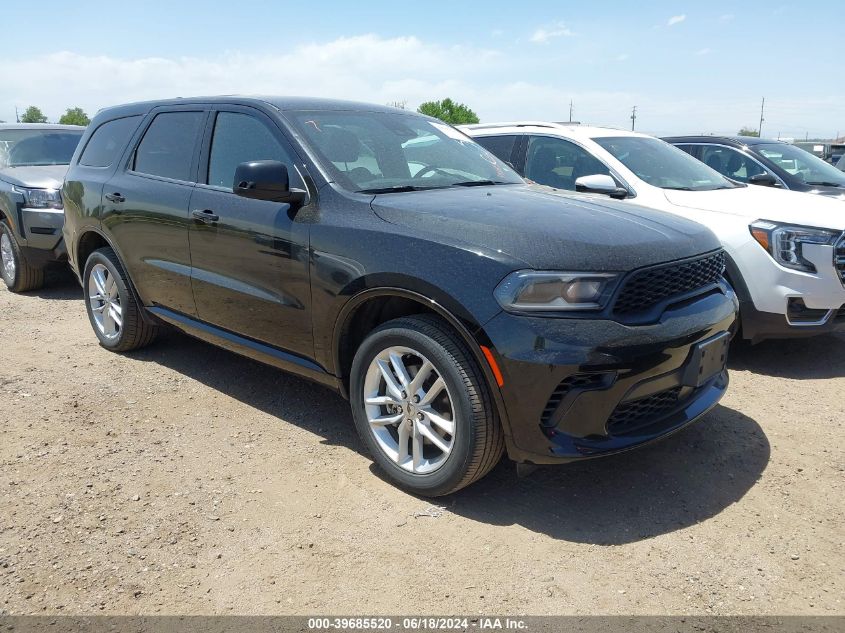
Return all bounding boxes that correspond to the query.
[630,105,637,131]
[758,97,765,137]
[15,106,19,123]
[569,99,573,123]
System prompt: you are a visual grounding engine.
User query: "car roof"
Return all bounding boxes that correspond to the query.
[0,123,85,131]
[460,121,653,140]
[93,95,414,120]
[662,134,783,146]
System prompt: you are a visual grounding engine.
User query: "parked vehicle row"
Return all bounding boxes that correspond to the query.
[464,123,845,343]
[0,124,84,291]
[1,97,841,495]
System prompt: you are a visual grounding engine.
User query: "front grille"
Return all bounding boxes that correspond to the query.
[540,373,609,426]
[607,387,683,436]
[835,234,845,286]
[613,251,726,317]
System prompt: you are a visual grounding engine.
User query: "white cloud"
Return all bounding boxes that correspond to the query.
[0,35,840,138]
[719,13,735,21]
[616,53,630,61]
[696,48,712,56]
[530,22,575,44]
[667,14,686,27]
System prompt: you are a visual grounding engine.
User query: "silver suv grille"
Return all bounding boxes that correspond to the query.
[836,234,845,286]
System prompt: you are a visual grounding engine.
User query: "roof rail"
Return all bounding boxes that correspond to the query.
[459,121,572,130]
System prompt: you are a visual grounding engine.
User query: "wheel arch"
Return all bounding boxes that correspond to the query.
[331,286,514,443]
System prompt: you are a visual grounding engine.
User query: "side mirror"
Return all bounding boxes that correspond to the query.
[234,160,307,204]
[748,173,778,187]
[574,174,628,199]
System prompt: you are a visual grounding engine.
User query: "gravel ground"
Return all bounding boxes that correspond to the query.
[0,269,842,616]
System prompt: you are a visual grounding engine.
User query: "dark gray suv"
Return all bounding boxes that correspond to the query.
[0,123,84,291]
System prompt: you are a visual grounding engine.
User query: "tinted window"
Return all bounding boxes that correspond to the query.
[207,112,295,188]
[699,145,767,183]
[594,136,735,191]
[0,130,83,168]
[525,136,610,190]
[474,135,518,163]
[133,112,204,181]
[288,111,522,193]
[79,116,141,168]
[755,143,845,186]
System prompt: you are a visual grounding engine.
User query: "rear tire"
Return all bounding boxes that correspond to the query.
[83,247,158,352]
[0,220,44,292]
[350,314,504,496]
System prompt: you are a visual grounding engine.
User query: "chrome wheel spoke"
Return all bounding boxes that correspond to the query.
[411,425,424,472]
[1,233,15,279]
[419,376,445,406]
[389,351,412,389]
[365,395,401,407]
[408,360,433,396]
[376,359,404,400]
[396,421,410,465]
[417,421,450,454]
[370,412,403,426]
[92,267,108,296]
[108,304,123,328]
[88,264,121,340]
[423,409,455,436]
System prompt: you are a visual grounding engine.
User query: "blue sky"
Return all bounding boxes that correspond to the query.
[1,0,841,138]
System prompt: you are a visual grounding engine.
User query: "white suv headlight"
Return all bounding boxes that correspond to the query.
[494,271,619,312]
[750,220,841,273]
[13,186,63,210]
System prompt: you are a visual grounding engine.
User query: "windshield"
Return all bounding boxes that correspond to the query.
[594,136,736,191]
[287,110,523,193]
[755,143,845,187]
[0,129,84,168]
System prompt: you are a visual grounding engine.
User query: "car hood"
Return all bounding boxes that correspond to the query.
[662,185,845,231]
[0,165,67,189]
[372,184,722,271]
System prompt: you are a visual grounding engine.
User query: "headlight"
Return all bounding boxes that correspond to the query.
[13,186,63,210]
[750,220,840,273]
[494,271,619,312]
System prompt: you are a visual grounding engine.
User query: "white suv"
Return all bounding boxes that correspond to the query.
[462,122,845,343]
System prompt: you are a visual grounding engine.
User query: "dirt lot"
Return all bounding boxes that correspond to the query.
[0,269,842,616]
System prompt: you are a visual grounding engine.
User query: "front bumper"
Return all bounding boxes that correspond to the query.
[18,206,66,267]
[480,287,738,464]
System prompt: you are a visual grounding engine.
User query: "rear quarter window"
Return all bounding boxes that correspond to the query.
[79,116,142,168]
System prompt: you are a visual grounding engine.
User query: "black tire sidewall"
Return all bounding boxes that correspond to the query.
[350,325,478,496]
[83,249,132,350]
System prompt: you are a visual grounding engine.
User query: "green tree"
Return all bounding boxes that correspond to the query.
[20,106,48,123]
[738,127,760,137]
[58,107,90,126]
[417,98,480,125]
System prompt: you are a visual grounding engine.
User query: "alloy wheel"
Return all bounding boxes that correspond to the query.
[363,345,456,474]
[88,263,123,340]
[1,232,15,281]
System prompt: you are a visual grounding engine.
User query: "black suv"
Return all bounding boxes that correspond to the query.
[666,135,845,199]
[63,97,737,495]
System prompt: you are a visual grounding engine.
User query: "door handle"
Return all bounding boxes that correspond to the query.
[191,209,220,224]
[104,192,125,203]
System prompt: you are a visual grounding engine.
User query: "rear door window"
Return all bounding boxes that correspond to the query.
[79,116,142,167]
[699,145,767,182]
[133,112,204,181]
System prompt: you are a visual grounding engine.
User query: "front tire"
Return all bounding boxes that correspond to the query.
[83,247,158,352]
[350,315,504,496]
[0,220,44,292]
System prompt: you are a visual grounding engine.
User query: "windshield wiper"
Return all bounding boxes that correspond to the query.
[450,180,509,187]
[805,181,843,188]
[356,185,439,194]
[662,186,696,191]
